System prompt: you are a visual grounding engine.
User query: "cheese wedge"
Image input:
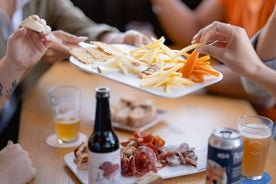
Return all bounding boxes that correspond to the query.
[21,16,44,32]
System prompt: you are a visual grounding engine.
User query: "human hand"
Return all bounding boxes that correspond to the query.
[192,21,263,76]
[42,30,87,63]
[4,15,52,73]
[0,141,36,184]
[125,21,157,39]
[102,30,151,47]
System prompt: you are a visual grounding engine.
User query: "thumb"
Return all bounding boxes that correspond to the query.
[54,31,87,44]
[10,27,27,40]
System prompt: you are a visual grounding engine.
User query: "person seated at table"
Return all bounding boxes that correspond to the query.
[0,0,151,103]
[0,0,151,147]
[0,15,52,183]
[192,19,276,99]
[0,0,151,93]
[194,3,276,120]
[150,0,276,121]
[0,14,52,147]
[150,0,276,48]
[0,15,52,109]
[0,0,151,63]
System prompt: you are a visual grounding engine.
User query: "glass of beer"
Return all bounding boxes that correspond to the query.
[237,115,273,181]
[48,85,81,144]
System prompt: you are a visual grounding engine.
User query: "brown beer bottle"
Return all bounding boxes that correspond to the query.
[88,87,120,184]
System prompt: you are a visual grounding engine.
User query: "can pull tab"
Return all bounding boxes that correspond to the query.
[220,130,233,138]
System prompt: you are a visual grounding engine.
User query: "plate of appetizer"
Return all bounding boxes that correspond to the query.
[91,98,167,132]
[64,131,207,184]
[69,38,223,98]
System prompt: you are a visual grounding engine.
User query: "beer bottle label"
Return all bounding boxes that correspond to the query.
[88,149,121,184]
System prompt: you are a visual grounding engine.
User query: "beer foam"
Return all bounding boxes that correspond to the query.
[240,124,271,139]
[55,117,79,124]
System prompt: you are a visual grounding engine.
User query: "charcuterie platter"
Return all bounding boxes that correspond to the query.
[65,131,207,184]
[64,148,206,184]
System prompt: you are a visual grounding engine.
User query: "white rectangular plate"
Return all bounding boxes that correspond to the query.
[91,109,167,132]
[69,43,223,98]
[64,149,207,184]
[112,109,167,132]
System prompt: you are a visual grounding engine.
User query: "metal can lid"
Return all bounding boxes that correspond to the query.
[209,127,242,150]
[213,127,240,139]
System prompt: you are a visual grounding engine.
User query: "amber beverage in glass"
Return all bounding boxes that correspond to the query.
[237,115,273,180]
[54,117,80,142]
[48,85,81,143]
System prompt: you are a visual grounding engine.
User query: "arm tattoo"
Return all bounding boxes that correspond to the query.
[5,80,17,99]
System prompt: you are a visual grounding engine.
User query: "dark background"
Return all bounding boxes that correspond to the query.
[71,0,202,45]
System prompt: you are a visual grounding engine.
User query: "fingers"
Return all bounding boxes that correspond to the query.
[53,40,70,53]
[33,16,51,35]
[7,140,14,146]
[10,27,27,41]
[121,29,151,46]
[21,15,51,41]
[43,34,54,47]
[197,44,223,57]
[191,22,234,59]
[192,21,232,44]
[30,15,40,21]
[52,30,88,44]
[41,36,71,63]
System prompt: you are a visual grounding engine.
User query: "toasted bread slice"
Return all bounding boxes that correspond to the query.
[84,46,112,61]
[21,16,44,32]
[134,171,164,184]
[70,49,96,64]
[90,41,127,56]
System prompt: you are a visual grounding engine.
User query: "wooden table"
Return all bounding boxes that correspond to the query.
[19,62,276,184]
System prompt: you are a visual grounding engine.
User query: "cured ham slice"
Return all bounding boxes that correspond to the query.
[131,146,158,176]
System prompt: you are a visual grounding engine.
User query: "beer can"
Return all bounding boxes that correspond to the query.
[206,127,243,184]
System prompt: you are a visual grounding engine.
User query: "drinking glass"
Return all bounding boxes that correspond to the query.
[48,85,81,144]
[237,115,273,181]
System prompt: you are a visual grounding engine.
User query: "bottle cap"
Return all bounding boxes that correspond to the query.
[96,87,110,98]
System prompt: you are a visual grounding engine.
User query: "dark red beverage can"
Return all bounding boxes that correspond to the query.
[206,127,243,184]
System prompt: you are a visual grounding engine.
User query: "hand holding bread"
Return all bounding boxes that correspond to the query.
[21,15,51,33]
[5,15,52,71]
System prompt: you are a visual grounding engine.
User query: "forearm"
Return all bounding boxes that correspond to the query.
[244,63,276,99]
[256,6,276,60]
[151,0,200,46]
[206,64,275,108]
[47,0,119,41]
[0,57,25,109]
[205,64,249,98]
